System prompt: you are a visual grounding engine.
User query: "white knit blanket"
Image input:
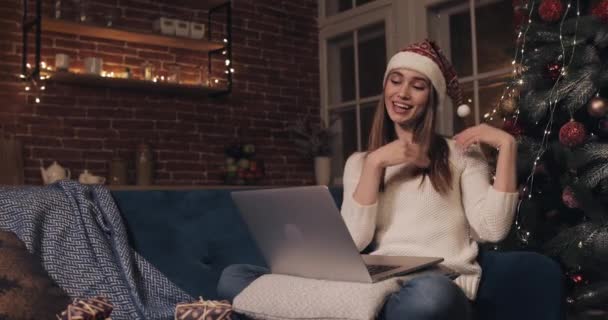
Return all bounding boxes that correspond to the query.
[232,270,439,320]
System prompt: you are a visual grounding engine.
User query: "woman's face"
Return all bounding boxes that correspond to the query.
[384,68,431,128]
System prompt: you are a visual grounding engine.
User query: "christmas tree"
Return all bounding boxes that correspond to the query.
[495,0,608,316]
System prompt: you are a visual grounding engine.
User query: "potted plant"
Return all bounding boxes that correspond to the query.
[287,117,334,185]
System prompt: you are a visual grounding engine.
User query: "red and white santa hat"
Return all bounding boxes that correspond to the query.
[383,39,468,112]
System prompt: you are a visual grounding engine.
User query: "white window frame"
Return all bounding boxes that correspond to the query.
[319,0,394,184]
[318,0,516,183]
[427,0,513,132]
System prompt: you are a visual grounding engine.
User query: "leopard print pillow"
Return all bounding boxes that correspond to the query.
[0,231,70,320]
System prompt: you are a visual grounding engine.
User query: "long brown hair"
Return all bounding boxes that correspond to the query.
[367,87,452,195]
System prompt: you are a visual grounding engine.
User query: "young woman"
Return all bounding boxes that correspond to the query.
[217,40,519,320]
[339,39,518,319]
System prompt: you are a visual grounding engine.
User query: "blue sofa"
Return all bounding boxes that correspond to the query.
[111,187,565,320]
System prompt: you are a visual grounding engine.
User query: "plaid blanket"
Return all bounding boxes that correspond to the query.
[0,180,192,319]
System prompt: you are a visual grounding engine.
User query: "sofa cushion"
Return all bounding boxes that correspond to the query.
[111,187,344,299]
[112,189,267,299]
[0,231,70,320]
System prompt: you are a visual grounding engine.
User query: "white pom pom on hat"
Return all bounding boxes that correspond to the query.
[457,104,471,118]
[383,39,469,116]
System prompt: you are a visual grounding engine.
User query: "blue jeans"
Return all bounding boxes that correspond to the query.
[217,264,472,320]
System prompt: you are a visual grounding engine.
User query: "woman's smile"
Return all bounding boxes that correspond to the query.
[391,101,414,114]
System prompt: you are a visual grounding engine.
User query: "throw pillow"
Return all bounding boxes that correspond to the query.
[0,231,71,320]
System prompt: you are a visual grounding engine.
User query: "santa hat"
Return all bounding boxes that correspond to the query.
[383,39,468,112]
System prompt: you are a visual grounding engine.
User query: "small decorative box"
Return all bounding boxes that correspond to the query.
[57,296,113,320]
[175,297,232,320]
[190,22,205,39]
[153,17,176,36]
[175,20,190,37]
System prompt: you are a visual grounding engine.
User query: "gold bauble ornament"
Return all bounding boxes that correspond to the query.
[501,96,518,115]
[588,96,608,118]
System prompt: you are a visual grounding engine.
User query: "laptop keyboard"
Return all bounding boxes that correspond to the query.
[366,264,398,275]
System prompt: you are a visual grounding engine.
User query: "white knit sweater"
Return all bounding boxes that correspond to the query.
[340,139,519,300]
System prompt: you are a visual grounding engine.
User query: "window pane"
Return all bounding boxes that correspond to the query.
[478,76,510,128]
[326,0,353,16]
[328,32,356,104]
[330,106,358,183]
[455,77,509,133]
[358,22,386,98]
[356,0,376,6]
[361,102,378,150]
[476,0,515,73]
[455,81,476,134]
[449,6,473,77]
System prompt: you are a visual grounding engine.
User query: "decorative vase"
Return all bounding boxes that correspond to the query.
[109,154,127,185]
[314,156,331,186]
[135,143,154,186]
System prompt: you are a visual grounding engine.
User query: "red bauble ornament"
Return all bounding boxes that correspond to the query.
[503,119,523,136]
[559,120,587,147]
[562,186,579,208]
[546,63,561,81]
[592,0,608,23]
[569,273,584,284]
[539,0,564,22]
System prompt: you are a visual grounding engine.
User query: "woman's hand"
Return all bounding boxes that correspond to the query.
[453,123,515,150]
[367,139,430,169]
[455,123,517,192]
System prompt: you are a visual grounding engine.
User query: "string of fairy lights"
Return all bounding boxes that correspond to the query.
[497,0,581,244]
[19,61,53,104]
[484,0,536,123]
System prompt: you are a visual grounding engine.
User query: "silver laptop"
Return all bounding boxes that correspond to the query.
[231,185,446,283]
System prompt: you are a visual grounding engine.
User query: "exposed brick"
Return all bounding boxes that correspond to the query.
[28,123,74,137]
[63,138,105,149]
[78,50,124,65]
[112,119,154,130]
[162,161,206,172]
[64,118,112,129]
[82,149,113,159]
[4,0,319,185]
[159,131,200,142]
[76,128,119,139]
[19,135,62,147]
[155,120,196,131]
[31,147,83,159]
[134,109,177,121]
[158,151,200,162]
[171,172,208,181]
[87,107,134,119]
[117,129,159,140]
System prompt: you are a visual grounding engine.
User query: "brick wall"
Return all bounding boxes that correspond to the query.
[0,0,319,186]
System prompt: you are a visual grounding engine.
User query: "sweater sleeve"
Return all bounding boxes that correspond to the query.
[340,152,378,251]
[458,146,519,243]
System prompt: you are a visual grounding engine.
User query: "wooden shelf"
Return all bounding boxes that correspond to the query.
[48,72,227,96]
[43,19,225,52]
